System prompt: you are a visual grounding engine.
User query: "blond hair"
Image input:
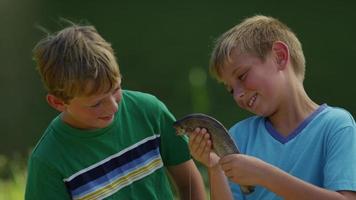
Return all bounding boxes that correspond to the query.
[210,15,305,82]
[33,23,121,102]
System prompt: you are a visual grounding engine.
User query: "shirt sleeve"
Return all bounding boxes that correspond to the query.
[155,99,191,166]
[324,125,356,191]
[25,156,71,200]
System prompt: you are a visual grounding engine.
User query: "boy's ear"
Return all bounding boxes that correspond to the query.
[272,41,289,70]
[46,94,66,112]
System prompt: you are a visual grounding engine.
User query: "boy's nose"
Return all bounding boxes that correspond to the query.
[107,96,119,113]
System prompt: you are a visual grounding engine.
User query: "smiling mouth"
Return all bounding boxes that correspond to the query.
[99,115,114,121]
[248,94,257,107]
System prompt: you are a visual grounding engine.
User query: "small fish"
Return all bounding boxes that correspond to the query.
[173,113,255,195]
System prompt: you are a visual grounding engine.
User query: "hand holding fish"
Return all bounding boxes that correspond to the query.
[220,154,267,187]
[173,113,255,194]
[188,127,220,168]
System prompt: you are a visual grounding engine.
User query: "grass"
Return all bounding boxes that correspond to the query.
[0,155,26,200]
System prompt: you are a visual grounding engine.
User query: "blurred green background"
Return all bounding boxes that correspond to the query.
[1,0,356,199]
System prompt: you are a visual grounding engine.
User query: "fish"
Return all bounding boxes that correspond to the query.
[173,113,255,195]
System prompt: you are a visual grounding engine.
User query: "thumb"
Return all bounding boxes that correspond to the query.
[219,154,238,165]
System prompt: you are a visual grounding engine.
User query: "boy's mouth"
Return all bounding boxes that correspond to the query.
[248,94,257,107]
[99,115,114,121]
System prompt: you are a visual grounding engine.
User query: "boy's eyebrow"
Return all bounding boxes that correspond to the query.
[113,86,121,92]
[86,82,121,104]
[220,66,238,85]
[231,67,242,77]
[113,81,122,90]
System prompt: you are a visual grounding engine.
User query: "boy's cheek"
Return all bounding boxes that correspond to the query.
[114,91,123,102]
[235,100,245,109]
[232,96,243,107]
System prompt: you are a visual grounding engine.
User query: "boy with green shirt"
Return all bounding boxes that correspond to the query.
[25,23,206,200]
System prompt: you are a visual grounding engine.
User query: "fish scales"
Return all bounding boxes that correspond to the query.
[173,113,255,195]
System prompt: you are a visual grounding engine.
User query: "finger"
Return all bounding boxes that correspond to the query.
[198,133,212,151]
[220,161,232,172]
[188,127,202,145]
[199,133,212,155]
[189,128,206,154]
[224,170,234,179]
[188,131,198,145]
[188,136,200,154]
[219,154,237,165]
[203,131,210,140]
[195,133,211,157]
[186,128,194,139]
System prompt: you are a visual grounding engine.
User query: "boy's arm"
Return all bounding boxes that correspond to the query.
[167,159,207,200]
[167,160,206,200]
[220,154,356,200]
[259,162,356,200]
[155,103,206,199]
[25,156,71,200]
[188,128,234,200]
[208,165,234,200]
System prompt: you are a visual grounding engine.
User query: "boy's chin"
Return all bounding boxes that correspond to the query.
[84,120,114,130]
[99,118,115,127]
[251,109,269,117]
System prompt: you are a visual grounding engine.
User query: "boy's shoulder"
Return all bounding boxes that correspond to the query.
[323,105,352,117]
[229,104,355,130]
[123,90,159,103]
[29,118,62,161]
[318,105,355,127]
[230,115,263,131]
[228,115,264,139]
[122,90,165,110]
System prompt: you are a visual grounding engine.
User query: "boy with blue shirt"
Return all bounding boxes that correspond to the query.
[25,23,206,200]
[188,15,356,200]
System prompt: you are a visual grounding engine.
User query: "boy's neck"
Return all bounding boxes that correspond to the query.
[268,81,318,137]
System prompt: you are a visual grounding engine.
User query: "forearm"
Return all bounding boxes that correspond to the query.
[168,160,206,200]
[208,165,233,200]
[177,184,206,200]
[260,163,356,200]
[176,171,206,200]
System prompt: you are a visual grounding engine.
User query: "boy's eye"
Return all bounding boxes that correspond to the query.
[90,102,101,108]
[113,87,121,95]
[238,71,247,81]
[226,86,233,94]
[229,88,234,94]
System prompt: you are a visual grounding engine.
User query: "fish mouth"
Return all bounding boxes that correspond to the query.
[174,127,186,135]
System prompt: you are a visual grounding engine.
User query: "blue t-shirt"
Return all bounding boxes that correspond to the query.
[229,104,356,200]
